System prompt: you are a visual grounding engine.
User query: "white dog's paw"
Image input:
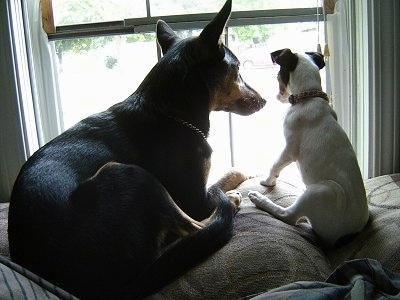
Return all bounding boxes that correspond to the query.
[226,189,242,211]
[248,191,273,211]
[248,191,266,205]
[260,175,277,187]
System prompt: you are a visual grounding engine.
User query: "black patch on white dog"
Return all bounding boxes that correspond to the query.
[271,48,299,86]
[305,51,325,69]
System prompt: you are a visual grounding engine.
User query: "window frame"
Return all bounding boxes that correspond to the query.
[46,7,322,40]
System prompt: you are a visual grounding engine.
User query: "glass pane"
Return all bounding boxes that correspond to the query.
[52,0,147,26]
[151,0,316,16]
[234,0,316,10]
[56,33,157,128]
[52,0,317,25]
[207,113,232,183]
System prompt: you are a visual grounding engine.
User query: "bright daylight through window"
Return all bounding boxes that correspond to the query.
[51,0,325,185]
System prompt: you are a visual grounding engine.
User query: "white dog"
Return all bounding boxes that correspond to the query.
[248,48,369,247]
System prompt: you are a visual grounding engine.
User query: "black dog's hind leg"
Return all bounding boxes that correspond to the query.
[73,161,202,251]
[93,167,240,299]
[69,162,203,298]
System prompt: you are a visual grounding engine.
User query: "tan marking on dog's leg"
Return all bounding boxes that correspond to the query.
[199,208,218,226]
[165,193,206,230]
[212,169,249,192]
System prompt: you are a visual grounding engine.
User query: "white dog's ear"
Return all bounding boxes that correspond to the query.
[270,48,298,71]
[271,48,298,89]
[305,51,325,69]
[270,49,285,65]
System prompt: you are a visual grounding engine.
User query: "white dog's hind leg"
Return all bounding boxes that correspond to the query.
[248,191,299,225]
[249,181,347,246]
[295,182,347,246]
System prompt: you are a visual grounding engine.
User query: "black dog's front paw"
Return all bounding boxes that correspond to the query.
[226,189,242,212]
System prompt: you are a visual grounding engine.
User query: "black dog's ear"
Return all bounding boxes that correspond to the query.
[199,0,231,52]
[156,20,180,55]
[270,48,298,71]
[305,51,325,69]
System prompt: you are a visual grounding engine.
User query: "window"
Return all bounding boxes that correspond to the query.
[48,1,325,185]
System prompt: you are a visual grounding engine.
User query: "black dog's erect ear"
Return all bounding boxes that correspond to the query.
[199,0,231,51]
[270,48,298,71]
[305,51,325,69]
[156,20,180,55]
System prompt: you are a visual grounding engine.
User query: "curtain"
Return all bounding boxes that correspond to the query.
[366,0,400,177]
[326,0,364,173]
[0,0,33,201]
[326,0,400,178]
[0,0,62,201]
[326,0,354,137]
[25,0,63,146]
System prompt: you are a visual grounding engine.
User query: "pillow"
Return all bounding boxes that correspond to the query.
[326,173,400,273]
[154,177,331,299]
[154,174,400,299]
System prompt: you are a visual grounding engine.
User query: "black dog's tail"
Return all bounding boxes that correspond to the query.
[123,189,233,299]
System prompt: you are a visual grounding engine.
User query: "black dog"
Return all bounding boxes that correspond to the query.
[8,0,266,298]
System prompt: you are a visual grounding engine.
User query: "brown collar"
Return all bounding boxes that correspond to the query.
[288,90,330,105]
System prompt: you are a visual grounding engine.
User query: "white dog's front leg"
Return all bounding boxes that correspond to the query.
[261,148,293,187]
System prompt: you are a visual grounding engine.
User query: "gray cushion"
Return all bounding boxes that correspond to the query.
[1,174,399,299]
[154,174,400,299]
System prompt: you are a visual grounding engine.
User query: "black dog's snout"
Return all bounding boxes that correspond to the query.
[253,96,267,110]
